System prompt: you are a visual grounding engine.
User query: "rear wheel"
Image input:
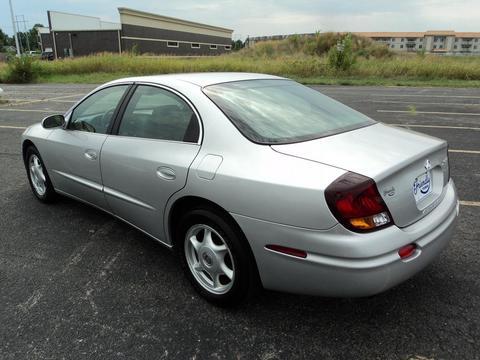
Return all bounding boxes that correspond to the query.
[25,146,56,203]
[177,207,259,306]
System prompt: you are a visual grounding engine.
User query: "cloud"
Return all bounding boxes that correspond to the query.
[1,0,479,38]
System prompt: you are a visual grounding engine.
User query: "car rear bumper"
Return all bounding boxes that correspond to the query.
[232,180,459,297]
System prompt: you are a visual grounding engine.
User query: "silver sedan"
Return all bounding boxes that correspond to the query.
[21,73,459,306]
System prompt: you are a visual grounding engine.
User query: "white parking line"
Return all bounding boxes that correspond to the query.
[323,91,480,99]
[377,94,480,99]
[371,100,480,107]
[0,125,27,129]
[391,124,480,131]
[6,93,83,107]
[448,149,480,155]
[0,108,62,113]
[3,98,78,103]
[460,201,480,207]
[378,110,480,116]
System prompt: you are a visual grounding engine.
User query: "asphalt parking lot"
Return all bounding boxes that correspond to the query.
[0,83,479,360]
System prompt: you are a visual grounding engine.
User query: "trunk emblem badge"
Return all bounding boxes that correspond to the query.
[424,159,432,171]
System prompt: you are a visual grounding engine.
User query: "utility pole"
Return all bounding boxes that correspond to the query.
[16,15,30,52]
[8,0,21,56]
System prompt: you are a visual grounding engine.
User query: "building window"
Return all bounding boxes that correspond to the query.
[224,45,231,50]
[433,45,436,49]
[167,41,179,48]
[419,44,422,48]
[401,38,404,42]
[210,44,217,50]
[191,43,200,49]
[439,45,443,49]
[455,38,458,42]
[391,44,394,48]
[475,39,478,42]
[454,45,457,49]
[400,45,403,48]
[474,46,477,49]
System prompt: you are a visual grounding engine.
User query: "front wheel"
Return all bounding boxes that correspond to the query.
[177,207,259,306]
[25,146,56,202]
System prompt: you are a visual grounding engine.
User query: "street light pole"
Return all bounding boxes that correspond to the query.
[8,0,21,56]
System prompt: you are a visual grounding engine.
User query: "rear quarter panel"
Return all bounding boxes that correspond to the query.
[164,84,345,243]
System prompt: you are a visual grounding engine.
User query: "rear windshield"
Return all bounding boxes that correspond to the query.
[203,79,375,144]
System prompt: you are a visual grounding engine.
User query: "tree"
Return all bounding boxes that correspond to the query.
[231,39,244,51]
[0,28,13,49]
[17,24,44,52]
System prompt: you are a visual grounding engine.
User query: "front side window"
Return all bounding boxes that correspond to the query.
[203,79,374,144]
[69,85,128,134]
[117,85,199,143]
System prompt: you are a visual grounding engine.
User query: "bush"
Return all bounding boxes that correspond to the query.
[4,56,39,83]
[310,32,340,56]
[328,33,356,71]
[416,49,426,58]
[130,43,140,56]
[357,43,393,59]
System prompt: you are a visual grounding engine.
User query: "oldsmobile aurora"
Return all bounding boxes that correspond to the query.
[22,73,459,305]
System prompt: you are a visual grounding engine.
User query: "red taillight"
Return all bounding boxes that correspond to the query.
[265,244,307,258]
[325,172,394,232]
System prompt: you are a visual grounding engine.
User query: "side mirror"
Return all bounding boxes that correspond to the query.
[41,114,65,129]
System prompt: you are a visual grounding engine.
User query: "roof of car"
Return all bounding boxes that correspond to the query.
[108,72,286,87]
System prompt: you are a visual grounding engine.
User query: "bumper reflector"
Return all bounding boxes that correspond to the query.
[398,244,417,259]
[266,244,307,258]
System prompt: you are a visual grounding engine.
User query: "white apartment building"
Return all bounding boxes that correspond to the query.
[356,31,480,55]
[247,30,480,55]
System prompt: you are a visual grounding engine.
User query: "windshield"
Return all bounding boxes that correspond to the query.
[203,79,375,144]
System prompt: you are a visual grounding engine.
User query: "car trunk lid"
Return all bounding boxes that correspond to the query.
[271,123,450,228]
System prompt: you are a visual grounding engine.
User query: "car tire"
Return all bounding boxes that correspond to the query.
[176,207,259,306]
[25,146,56,203]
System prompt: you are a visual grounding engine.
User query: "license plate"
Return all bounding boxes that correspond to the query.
[413,171,433,202]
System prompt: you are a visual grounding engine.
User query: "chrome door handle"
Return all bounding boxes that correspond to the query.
[156,166,176,180]
[84,149,97,161]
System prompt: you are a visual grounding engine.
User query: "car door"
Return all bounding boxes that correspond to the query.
[100,84,202,242]
[44,84,131,209]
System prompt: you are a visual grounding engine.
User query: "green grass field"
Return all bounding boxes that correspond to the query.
[2,38,480,87]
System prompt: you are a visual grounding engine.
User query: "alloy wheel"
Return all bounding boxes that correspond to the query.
[184,224,235,295]
[29,154,47,196]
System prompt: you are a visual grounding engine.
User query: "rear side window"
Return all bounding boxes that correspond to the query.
[118,85,199,143]
[69,85,128,134]
[203,79,375,144]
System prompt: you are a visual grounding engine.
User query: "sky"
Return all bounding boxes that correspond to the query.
[2,0,480,40]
